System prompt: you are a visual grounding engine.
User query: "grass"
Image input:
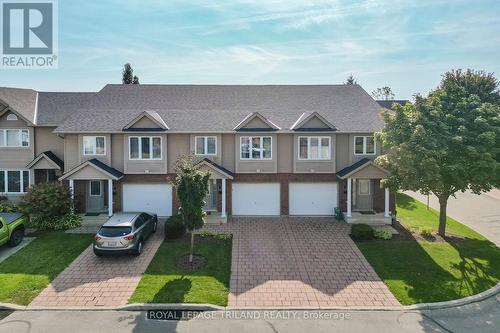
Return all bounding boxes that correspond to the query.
[0,232,93,305]
[129,235,232,306]
[356,193,500,305]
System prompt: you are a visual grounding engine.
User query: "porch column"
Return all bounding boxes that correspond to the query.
[384,187,390,217]
[69,179,74,200]
[346,178,352,217]
[221,178,227,218]
[108,179,113,217]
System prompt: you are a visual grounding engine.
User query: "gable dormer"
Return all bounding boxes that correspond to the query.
[290,112,336,132]
[123,110,168,132]
[234,112,280,132]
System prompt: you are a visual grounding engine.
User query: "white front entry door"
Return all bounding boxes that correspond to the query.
[232,183,280,216]
[122,183,172,217]
[289,182,338,215]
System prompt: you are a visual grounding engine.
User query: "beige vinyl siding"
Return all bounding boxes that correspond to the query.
[63,134,79,171]
[34,126,64,158]
[293,134,335,173]
[241,117,272,129]
[190,134,222,164]
[221,134,235,172]
[235,133,277,173]
[167,133,190,172]
[111,134,124,172]
[277,134,293,173]
[123,133,167,174]
[299,116,330,129]
[0,112,34,169]
[335,133,350,171]
[130,116,160,129]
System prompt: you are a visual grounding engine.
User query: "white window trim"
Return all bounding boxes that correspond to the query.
[240,136,273,160]
[195,136,217,156]
[128,136,163,160]
[297,136,331,160]
[0,129,30,148]
[6,114,18,121]
[353,136,376,155]
[89,180,101,197]
[0,169,30,194]
[82,136,106,156]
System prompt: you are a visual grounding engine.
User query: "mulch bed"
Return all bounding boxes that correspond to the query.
[392,220,466,243]
[176,254,208,270]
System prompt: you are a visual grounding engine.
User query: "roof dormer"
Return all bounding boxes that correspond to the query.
[123,110,168,132]
[290,112,336,132]
[234,112,280,132]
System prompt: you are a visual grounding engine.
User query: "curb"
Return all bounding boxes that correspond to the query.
[1,283,498,312]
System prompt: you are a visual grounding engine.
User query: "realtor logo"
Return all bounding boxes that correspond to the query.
[1,0,58,68]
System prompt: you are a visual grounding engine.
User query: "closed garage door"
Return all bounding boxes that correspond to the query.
[122,184,172,217]
[289,182,338,216]
[232,183,280,216]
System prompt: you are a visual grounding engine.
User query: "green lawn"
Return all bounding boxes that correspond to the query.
[129,236,232,306]
[0,232,92,305]
[356,193,500,305]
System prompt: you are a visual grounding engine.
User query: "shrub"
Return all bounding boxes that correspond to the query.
[0,201,20,213]
[199,230,232,241]
[374,229,393,240]
[420,227,433,238]
[351,224,374,241]
[29,213,82,231]
[0,195,8,202]
[165,214,186,239]
[19,183,72,219]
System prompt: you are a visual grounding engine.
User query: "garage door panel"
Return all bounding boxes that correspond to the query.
[232,183,280,216]
[289,183,338,216]
[123,184,172,217]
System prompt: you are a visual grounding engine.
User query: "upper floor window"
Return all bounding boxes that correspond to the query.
[195,136,216,155]
[0,170,30,193]
[298,136,331,160]
[240,136,272,160]
[83,136,106,155]
[354,136,376,155]
[0,129,29,147]
[6,114,18,121]
[129,136,162,160]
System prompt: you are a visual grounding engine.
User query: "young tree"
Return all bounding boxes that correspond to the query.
[132,75,139,84]
[372,86,395,100]
[376,69,500,236]
[174,156,210,262]
[122,63,134,84]
[345,74,358,85]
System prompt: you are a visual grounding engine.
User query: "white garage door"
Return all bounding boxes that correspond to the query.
[232,183,280,216]
[122,184,172,217]
[289,182,338,216]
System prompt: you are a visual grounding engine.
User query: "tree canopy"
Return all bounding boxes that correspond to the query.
[376,69,500,236]
[372,86,394,100]
[345,74,358,85]
[122,63,140,84]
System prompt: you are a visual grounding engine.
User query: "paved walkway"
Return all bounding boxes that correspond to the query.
[206,217,399,308]
[406,190,500,246]
[29,220,165,307]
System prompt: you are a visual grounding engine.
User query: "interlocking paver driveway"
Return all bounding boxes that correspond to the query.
[206,217,400,308]
[30,220,164,307]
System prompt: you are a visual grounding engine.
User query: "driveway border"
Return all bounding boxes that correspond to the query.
[2,283,498,312]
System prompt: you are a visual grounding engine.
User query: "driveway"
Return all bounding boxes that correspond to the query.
[207,217,399,308]
[29,220,165,307]
[406,190,500,246]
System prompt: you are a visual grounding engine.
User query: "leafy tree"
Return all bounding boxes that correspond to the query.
[376,69,500,236]
[122,63,140,84]
[345,74,358,85]
[372,86,395,100]
[174,156,210,262]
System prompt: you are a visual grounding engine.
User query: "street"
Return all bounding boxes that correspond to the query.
[405,190,500,246]
[0,292,498,333]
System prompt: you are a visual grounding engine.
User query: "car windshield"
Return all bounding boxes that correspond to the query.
[99,227,132,237]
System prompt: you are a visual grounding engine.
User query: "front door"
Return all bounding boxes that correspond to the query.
[354,179,373,211]
[204,180,217,211]
[86,180,105,213]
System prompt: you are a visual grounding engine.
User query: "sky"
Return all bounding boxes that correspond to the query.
[1,0,499,98]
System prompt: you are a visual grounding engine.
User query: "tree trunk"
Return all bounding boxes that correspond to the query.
[189,231,194,263]
[438,195,448,237]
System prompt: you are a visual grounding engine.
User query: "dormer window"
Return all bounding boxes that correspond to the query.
[0,129,29,147]
[6,113,18,121]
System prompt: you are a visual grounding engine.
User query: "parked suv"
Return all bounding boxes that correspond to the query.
[93,212,157,256]
[0,212,27,248]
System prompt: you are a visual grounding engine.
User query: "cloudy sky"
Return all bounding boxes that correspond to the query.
[1,0,499,98]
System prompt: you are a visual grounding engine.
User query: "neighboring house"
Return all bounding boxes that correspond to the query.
[0,84,394,224]
[376,99,409,110]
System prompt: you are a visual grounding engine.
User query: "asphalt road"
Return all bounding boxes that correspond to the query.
[405,190,500,246]
[0,293,498,333]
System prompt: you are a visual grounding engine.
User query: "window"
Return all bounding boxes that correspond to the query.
[83,136,106,155]
[354,136,376,155]
[6,114,18,121]
[298,136,331,160]
[195,136,216,155]
[240,136,272,160]
[89,181,101,196]
[358,180,371,195]
[129,136,162,160]
[0,129,29,147]
[0,170,29,193]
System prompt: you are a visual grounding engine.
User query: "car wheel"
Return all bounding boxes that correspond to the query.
[8,229,24,247]
[93,250,102,257]
[135,240,143,255]
[152,221,157,233]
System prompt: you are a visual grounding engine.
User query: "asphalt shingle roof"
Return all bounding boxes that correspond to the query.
[376,99,409,111]
[36,92,96,125]
[0,87,38,124]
